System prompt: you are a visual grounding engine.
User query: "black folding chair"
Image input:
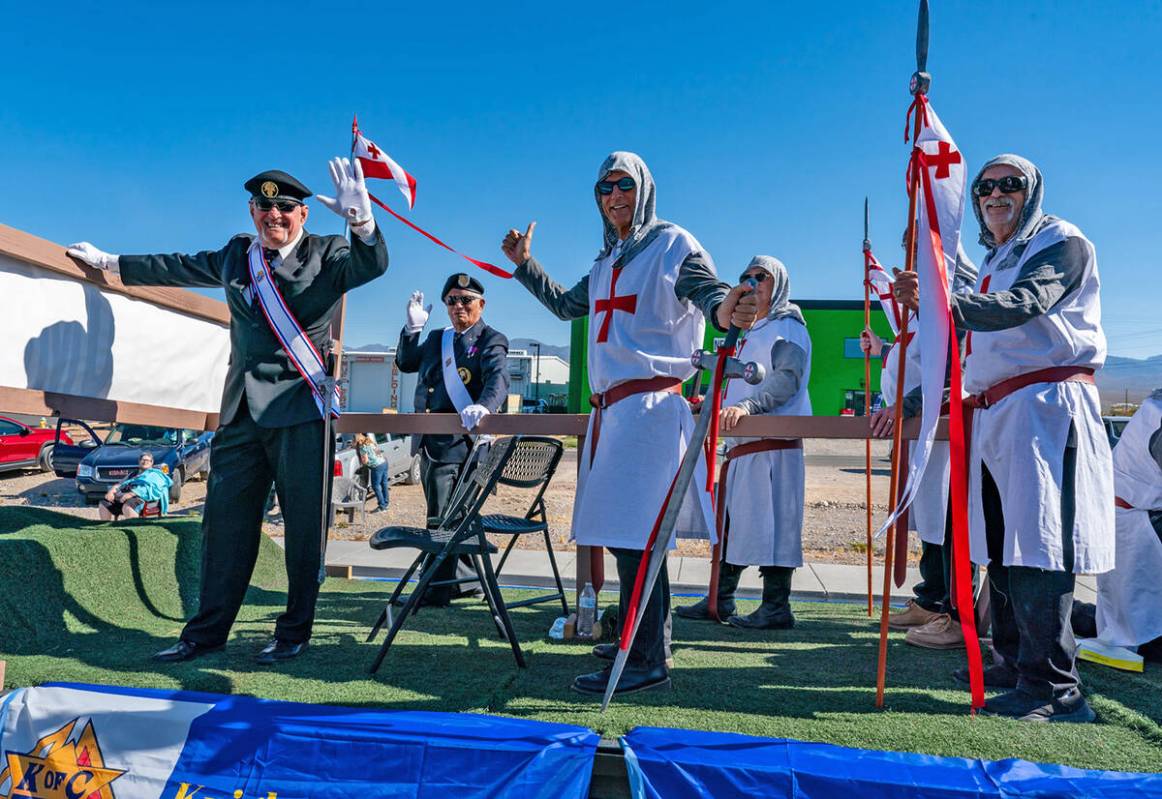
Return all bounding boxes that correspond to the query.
[365,437,526,673]
[482,436,569,616]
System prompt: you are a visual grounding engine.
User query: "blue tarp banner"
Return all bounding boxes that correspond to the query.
[0,682,599,799]
[622,726,1162,799]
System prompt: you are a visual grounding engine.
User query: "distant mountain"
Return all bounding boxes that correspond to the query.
[347,338,570,362]
[509,338,569,361]
[1096,355,1162,408]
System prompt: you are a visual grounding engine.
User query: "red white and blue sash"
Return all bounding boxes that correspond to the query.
[246,240,341,419]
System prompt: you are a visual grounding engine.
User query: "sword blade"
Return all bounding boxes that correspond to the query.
[600,378,719,711]
[916,0,930,73]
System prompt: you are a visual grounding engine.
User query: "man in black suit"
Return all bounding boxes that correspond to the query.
[68,158,389,663]
[395,273,509,604]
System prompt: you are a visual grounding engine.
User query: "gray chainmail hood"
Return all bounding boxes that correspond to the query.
[594,151,671,260]
[950,241,979,295]
[971,153,1048,251]
[744,255,805,325]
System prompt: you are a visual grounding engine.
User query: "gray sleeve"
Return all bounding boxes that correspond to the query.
[1150,421,1162,473]
[736,340,808,415]
[513,256,590,321]
[675,251,731,332]
[951,237,1089,332]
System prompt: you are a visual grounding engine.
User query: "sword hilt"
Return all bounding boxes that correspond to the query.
[689,351,764,385]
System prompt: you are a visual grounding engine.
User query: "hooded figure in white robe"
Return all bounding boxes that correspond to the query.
[507,151,751,696]
[946,153,1112,722]
[675,256,811,630]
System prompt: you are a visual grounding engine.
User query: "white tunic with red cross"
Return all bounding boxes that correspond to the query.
[572,225,716,550]
[964,218,1113,573]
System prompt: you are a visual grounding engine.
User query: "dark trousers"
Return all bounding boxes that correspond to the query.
[610,547,670,670]
[913,504,978,621]
[983,440,1079,700]
[183,406,331,647]
[420,455,479,602]
[369,461,389,510]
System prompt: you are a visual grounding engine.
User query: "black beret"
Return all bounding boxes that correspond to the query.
[244,170,312,202]
[441,273,485,300]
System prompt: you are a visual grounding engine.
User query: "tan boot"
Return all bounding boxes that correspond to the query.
[887,599,941,631]
[905,614,966,650]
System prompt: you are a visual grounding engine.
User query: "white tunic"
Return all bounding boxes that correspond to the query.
[964,219,1114,572]
[572,226,716,549]
[1096,397,1162,647]
[881,340,950,546]
[720,317,811,566]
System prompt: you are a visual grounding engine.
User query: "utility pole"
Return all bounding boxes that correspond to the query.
[533,342,542,401]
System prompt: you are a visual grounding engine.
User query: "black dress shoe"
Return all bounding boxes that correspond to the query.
[255,638,308,665]
[571,663,670,696]
[153,639,223,663]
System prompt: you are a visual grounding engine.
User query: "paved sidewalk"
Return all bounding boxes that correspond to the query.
[306,539,1099,605]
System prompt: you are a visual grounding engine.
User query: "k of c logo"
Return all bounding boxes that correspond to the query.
[0,718,125,799]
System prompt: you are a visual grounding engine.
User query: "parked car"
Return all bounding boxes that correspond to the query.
[1103,415,1131,449]
[521,398,548,414]
[0,416,72,474]
[51,420,213,504]
[334,432,420,487]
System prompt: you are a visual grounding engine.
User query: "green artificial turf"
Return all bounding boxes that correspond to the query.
[1,506,1160,773]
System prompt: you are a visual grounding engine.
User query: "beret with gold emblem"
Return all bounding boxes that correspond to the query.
[244,170,312,203]
[441,272,485,301]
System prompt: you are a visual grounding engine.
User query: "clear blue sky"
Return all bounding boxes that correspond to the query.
[4,1,1159,356]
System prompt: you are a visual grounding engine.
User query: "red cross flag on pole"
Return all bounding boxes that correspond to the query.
[874,0,984,713]
[354,128,417,209]
[866,254,902,336]
[350,115,513,279]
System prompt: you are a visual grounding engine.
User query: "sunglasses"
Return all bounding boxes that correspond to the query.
[444,295,480,307]
[738,271,771,284]
[596,176,636,195]
[253,198,303,213]
[973,175,1027,197]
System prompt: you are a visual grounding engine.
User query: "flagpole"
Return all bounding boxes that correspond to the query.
[875,0,931,709]
[862,199,874,617]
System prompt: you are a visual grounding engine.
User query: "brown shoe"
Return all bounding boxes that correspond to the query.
[887,599,941,631]
[905,614,966,650]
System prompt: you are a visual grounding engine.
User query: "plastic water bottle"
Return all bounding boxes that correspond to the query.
[577,582,597,639]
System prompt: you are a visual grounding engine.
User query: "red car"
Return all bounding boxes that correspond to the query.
[0,416,73,474]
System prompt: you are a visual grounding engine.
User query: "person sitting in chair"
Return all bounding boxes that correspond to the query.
[99,452,173,520]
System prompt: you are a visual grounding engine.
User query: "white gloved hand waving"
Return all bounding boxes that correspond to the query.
[316,157,375,237]
[460,404,489,431]
[405,290,431,333]
[67,242,120,273]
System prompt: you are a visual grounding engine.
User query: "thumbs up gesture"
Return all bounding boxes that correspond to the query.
[501,222,536,267]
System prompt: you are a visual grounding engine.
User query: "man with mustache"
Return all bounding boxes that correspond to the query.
[894,154,1113,722]
[68,160,389,664]
[501,151,757,695]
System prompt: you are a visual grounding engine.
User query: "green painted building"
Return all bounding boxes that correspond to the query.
[568,300,893,416]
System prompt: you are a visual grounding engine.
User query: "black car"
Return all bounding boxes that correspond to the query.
[52,420,213,504]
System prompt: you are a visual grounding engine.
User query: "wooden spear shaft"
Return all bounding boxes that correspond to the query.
[863,252,874,617]
[874,106,924,709]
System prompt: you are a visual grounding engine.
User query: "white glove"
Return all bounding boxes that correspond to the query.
[316,157,375,237]
[405,290,431,333]
[67,242,120,274]
[460,404,489,431]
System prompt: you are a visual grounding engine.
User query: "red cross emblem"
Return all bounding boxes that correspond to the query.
[365,141,382,159]
[594,267,637,343]
[928,141,962,179]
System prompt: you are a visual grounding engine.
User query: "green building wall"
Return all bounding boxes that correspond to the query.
[568,300,894,416]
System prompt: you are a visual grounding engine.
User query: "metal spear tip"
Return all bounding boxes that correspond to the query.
[916,0,930,73]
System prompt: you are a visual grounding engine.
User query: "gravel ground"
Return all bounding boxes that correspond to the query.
[0,436,922,565]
